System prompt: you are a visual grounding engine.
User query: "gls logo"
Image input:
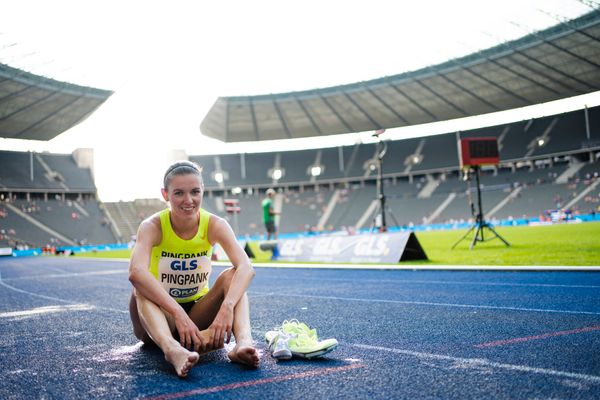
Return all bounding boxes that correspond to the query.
[169,287,199,298]
[170,259,198,271]
[353,236,390,256]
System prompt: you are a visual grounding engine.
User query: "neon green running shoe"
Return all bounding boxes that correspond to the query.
[281,319,317,340]
[265,320,338,359]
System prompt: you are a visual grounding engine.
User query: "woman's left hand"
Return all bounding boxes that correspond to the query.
[210,302,234,348]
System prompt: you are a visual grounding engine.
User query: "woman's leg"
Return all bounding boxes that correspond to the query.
[129,290,199,377]
[227,292,259,367]
[129,293,154,344]
[188,268,259,367]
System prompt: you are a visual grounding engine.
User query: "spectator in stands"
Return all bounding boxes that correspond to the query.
[262,188,279,240]
[128,160,259,378]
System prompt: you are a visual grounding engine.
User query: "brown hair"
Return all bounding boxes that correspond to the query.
[163,160,203,190]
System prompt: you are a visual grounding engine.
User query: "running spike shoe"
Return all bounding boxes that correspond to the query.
[265,320,338,359]
[265,330,292,360]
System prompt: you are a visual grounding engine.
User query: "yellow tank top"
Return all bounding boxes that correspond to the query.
[149,208,213,303]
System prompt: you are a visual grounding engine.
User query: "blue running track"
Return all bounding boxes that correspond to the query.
[0,257,599,399]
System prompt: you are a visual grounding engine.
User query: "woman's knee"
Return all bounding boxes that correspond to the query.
[134,291,160,315]
[214,267,235,289]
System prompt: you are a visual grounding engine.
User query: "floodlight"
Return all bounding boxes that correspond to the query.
[272,168,283,180]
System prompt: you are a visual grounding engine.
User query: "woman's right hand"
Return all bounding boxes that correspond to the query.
[174,310,206,352]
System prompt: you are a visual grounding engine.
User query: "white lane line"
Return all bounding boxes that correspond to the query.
[279,276,600,289]
[4,267,599,290]
[2,269,127,281]
[0,271,266,315]
[0,304,95,318]
[263,292,600,316]
[242,261,600,271]
[350,343,600,383]
[0,271,128,314]
[0,271,74,304]
[26,258,600,271]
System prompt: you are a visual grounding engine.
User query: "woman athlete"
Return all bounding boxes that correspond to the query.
[128,160,259,377]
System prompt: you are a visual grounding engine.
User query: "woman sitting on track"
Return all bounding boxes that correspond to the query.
[128,160,259,377]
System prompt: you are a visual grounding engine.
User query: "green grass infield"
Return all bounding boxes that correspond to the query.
[74,222,600,266]
[411,221,600,266]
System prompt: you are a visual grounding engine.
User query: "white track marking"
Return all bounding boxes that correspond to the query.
[43,257,600,271]
[3,269,127,281]
[0,271,128,314]
[263,292,600,316]
[351,343,600,383]
[4,267,599,289]
[0,269,264,315]
[10,257,600,270]
[0,271,74,304]
[0,304,95,318]
[241,261,600,271]
[276,276,600,289]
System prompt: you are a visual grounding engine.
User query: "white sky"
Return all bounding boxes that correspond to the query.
[0,0,598,201]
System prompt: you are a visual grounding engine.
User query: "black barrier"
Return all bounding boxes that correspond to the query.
[399,232,428,261]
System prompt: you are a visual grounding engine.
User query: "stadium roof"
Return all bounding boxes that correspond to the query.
[201,10,600,143]
[0,63,113,141]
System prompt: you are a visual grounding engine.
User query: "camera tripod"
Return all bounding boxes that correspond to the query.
[451,165,510,250]
[369,137,399,232]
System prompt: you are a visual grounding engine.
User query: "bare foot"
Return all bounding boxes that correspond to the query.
[165,347,200,378]
[228,344,260,368]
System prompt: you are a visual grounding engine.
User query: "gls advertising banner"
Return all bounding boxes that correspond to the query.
[275,231,427,263]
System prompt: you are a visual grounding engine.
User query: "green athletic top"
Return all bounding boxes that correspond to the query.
[149,208,213,303]
[262,198,274,224]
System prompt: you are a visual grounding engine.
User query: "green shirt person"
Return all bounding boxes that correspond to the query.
[261,188,278,240]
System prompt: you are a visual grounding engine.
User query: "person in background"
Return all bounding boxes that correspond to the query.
[262,188,279,240]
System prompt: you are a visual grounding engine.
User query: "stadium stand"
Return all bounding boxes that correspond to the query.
[10,197,114,246]
[0,193,115,248]
[0,203,56,248]
[188,106,600,237]
[218,154,245,187]
[317,146,350,181]
[102,199,166,243]
[244,152,276,186]
[0,150,63,190]
[0,150,118,248]
[279,149,317,184]
[343,143,378,179]
[279,188,329,234]
[37,153,96,191]
[201,10,600,142]
[2,9,599,250]
[409,136,448,171]
[2,105,598,246]
[323,185,360,232]
[324,183,378,230]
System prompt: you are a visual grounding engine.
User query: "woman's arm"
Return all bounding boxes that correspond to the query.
[208,215,255,346]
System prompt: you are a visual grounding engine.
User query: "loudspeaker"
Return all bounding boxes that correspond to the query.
[459,137,499,167]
